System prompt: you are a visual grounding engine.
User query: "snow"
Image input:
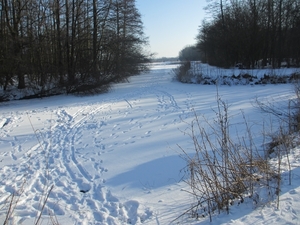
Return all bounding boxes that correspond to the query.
[189,61,300,78]
[187,61,300,85]
[0,62,300,224]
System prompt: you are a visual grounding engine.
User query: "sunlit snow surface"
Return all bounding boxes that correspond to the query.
[0,62,300,224]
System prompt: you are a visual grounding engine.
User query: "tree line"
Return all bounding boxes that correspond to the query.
[178,45,202,62]
[0,0,149,98]
[196,0,300,68]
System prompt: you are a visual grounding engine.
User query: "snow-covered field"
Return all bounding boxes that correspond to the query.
[0,63,300,224]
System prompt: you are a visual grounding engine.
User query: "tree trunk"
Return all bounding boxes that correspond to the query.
[92,0,97,74]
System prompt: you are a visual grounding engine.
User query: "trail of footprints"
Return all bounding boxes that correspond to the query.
[0,86,181,223]
[0,105,153,224]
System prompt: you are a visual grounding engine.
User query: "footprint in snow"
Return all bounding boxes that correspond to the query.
[0,118,9,128]
[10,153,17,161]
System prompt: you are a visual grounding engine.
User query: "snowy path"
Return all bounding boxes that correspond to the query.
[0,63,297,224]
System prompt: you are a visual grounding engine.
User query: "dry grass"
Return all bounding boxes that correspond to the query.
[2,115,58,225]
[175,94,289,222]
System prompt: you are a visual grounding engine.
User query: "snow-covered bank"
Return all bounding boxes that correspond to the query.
[181,61,300,85]
[0,62,299,224]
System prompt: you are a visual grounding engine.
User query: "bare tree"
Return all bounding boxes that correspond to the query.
[197,0,300,68]
[0,0,150,99]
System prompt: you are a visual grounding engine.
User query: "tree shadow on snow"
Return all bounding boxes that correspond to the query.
[107,154,189,190]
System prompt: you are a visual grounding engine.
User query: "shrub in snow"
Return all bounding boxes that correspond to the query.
[174,61,300,86]
[177,96,285,222]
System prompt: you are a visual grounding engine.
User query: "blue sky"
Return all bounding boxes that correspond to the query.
[136,0,207,58]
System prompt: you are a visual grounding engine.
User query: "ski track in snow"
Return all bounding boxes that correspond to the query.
[0,63,298,224]
[0,65,184,224]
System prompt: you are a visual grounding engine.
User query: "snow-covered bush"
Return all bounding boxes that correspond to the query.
[172,61,193,83]
[175,61,300,85]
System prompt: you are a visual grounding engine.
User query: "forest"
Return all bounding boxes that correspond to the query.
[196,0,300,68]
[0,0,149,99]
